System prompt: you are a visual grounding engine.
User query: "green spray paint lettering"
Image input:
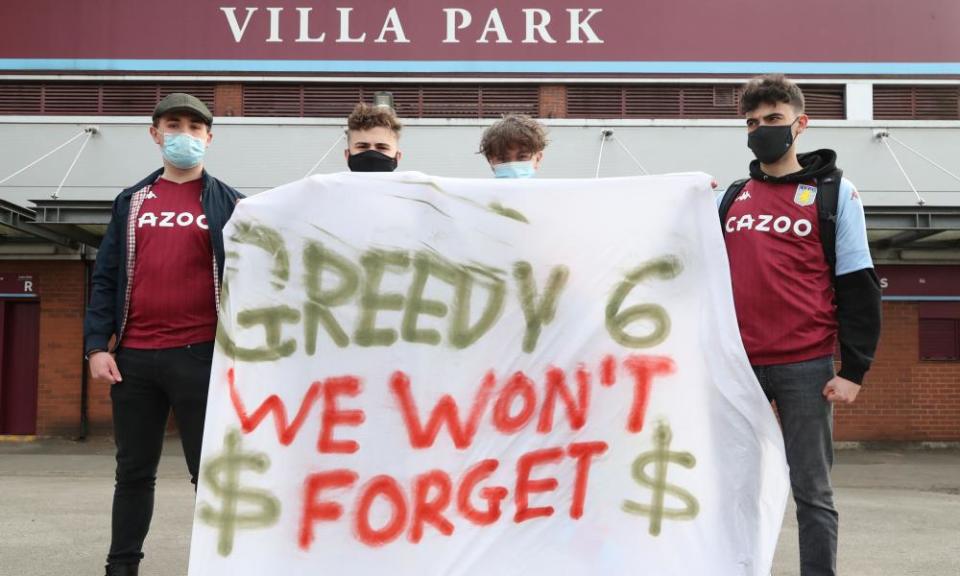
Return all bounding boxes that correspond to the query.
[230,222,290,290]
[303,240,361,351]
[401,252,458,346]
[622,420,699,536]
[198,429,281,556]
[448,263,506,349]
[354,249,411,347]
[400,253,508,349]
[606,256,682,348]
[225,306,301,362]
[513,262,570,353]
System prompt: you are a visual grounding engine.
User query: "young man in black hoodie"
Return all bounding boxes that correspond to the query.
[718,75,881,576]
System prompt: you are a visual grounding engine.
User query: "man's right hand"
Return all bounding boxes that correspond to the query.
[89,351,122,383]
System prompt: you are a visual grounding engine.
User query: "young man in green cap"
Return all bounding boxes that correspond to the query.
[84,92,243,576]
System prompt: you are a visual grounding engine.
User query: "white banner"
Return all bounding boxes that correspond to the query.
[189,172,788,576]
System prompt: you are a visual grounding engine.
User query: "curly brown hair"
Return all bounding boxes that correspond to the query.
[479,114,548,161]
[740,74,805,115]
[346,103,402,136]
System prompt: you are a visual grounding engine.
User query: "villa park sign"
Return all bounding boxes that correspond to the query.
[0,0,958,74]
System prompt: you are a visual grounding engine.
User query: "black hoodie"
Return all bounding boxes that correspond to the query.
[749,149,882,385]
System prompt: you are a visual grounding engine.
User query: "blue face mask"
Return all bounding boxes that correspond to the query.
[162,132,207,169]
[493,161,537,179]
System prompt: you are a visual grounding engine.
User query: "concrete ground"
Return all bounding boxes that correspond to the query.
[0,438,957,576]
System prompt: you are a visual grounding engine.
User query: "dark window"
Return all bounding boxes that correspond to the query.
[919,303,960,360]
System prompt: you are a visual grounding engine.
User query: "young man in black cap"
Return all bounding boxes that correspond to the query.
[717,75,882,576]
[84,92,243,576]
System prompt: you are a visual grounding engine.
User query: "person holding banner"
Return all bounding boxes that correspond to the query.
[343,102,403,172]
[717,74,882,576]
[479,114,548,178]
[83,93,244,576]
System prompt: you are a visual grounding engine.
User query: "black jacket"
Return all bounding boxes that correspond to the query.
[83,168,243,355]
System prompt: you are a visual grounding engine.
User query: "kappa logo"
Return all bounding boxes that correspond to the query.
[794,184,817,207]
[735,190,751,202]
[145,191,158,200]
[138,211,209,230]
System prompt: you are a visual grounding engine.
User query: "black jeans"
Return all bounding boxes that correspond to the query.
[753,355,838,576]
[107,341,214,566]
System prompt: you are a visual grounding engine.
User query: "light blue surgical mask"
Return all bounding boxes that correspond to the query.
[162,132,206,169]
[493,161,537,179]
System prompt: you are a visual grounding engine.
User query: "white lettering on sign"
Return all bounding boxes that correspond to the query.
[267,7,283,43]
[523,9,556,44]
[567,8,604,44]
[478,8,511,44]
[222,6,604,45]
[375,8,409,43]
[442,8,471,43]
[296,8,326,43]
[23,280,33,293]
[221,7,258,42]
[337,7,366,43]
[880,277,889,289]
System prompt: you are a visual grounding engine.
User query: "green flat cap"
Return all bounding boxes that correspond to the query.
[153,92,213,125]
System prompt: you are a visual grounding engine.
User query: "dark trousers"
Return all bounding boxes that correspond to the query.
[753,355,838,576]
[107,341,214,566]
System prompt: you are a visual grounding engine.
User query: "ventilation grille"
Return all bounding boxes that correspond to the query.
[874,85,960,120]
[568,84,845,119]
[242,84,539,118]
[0,83,215,115]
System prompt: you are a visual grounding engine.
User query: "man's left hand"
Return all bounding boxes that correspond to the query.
[822,376,861,404]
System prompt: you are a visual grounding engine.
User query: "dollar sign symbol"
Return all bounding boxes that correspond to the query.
[198,429,281,556]
[622,420,699,536]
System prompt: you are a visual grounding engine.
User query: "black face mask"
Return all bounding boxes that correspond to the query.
[747,118,799,164]
[348,150,397,172]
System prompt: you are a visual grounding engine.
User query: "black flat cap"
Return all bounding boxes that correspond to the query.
[152,92,213,125]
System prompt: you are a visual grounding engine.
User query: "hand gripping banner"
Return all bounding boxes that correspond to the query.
[189,172,789,576]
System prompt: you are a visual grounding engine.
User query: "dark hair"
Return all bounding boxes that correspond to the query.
[346,103,402,135]
[479,114,548,161]
[740,74,805,114]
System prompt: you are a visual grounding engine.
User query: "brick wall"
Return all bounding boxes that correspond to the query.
[0,260,86,435]
[835,301,960,441]
[539,85,567,119]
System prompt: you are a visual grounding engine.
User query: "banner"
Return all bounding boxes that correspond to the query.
[189,172,789,576]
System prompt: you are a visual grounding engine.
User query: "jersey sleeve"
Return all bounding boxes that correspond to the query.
[835,178,873,275]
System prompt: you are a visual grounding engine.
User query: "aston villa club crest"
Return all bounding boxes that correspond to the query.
[794,184,817,206]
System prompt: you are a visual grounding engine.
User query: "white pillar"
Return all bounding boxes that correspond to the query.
[846,83,874,121]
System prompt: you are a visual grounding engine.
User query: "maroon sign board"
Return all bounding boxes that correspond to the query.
[0,274,36,297]
[876,265,960,300]
[0,1,958,74]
